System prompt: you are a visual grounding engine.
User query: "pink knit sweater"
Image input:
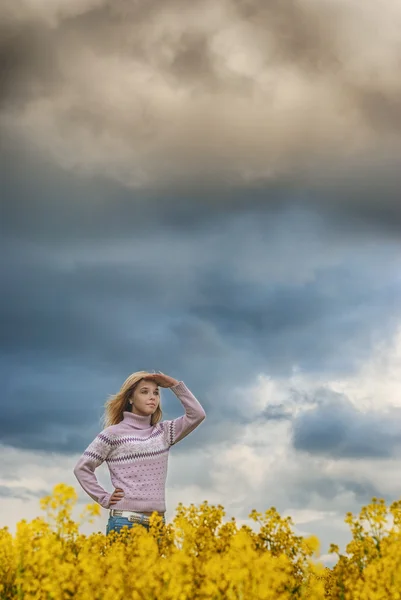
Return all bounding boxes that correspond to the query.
[73,381,206,513]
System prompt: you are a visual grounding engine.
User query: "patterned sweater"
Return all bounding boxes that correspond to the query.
[73,381,206,513]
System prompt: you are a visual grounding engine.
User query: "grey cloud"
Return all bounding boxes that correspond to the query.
[0,19,63,109]
[0,390,104,454]
[235,0,341,72]
[1,146,283,243]
[292,390,401,459]
[306,155,401,235]
[281,474,385,514]
[260,404,293,421]
[0,485,48,500]
[2,184,401,454]
[188,265,401,377]
[1,0,401,199]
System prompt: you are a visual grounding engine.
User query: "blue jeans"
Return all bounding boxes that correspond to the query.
[106,514,150,535]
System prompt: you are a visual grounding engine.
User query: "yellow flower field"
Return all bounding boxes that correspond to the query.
[1,484,401,599]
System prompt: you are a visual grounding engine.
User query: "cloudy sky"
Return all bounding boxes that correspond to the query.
[2,0,401,562]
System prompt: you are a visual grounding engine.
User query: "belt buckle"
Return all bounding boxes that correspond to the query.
[128,514,143,523]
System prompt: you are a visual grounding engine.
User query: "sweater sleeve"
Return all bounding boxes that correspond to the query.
[164,381,206,446]
[73,432,113,508]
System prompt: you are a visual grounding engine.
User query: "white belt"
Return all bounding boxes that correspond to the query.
[110,509,149,522]
[110,508,145,519]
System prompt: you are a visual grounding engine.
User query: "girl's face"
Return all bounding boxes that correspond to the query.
[130,379,160,416]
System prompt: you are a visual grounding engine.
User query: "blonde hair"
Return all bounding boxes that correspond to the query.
[103,370,162,428]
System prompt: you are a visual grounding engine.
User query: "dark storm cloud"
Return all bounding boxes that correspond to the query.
[2,0,337,105]
[2,200,400,455]
[0,21,59,109]
[188,264,400,376]
[235,0,341,71]
[1,83,401,456]
[292,389,401,459]
[0,142,293,245]
[5,231,395,379]
[1,0,401,205]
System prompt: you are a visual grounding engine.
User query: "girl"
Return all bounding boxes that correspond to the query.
[73,371,206,534]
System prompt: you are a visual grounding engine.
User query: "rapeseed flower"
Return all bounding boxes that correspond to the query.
[1,484,401,598]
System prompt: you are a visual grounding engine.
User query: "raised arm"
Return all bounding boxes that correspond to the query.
[146,373,206,446]
[73,432,112,508]
[167,380,206,445]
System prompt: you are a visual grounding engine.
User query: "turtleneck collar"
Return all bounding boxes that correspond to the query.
[122,411,152,430]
